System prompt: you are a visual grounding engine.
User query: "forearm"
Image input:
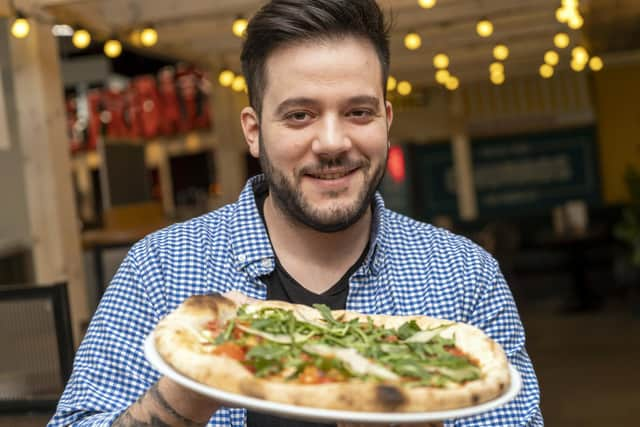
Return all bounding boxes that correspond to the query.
[112,377,220,427]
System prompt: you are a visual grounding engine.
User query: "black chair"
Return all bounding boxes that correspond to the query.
[0,282,74,414]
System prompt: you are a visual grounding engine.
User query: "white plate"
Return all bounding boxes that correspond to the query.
[144,333,522,424]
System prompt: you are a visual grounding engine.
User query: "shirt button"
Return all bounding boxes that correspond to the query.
[261,258,271,268]
[238,254,246,262]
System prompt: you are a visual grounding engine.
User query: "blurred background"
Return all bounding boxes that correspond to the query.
[0,0,639,425]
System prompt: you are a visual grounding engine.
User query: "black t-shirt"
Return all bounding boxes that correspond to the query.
[246,183,367,427]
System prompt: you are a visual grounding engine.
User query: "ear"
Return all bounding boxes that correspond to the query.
[240,106,260,158]
[385,100,394,132]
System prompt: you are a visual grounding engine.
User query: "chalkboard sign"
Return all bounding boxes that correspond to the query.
[411,127,601,220]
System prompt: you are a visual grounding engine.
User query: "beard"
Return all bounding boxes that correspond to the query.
[259,140,387,233]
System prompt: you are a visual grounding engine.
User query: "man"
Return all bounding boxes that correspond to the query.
[48,1,542,426]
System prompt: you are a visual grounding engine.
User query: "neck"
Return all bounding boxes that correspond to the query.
[262,195,371,293]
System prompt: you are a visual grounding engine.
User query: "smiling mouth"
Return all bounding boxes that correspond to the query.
[305,168,358,180]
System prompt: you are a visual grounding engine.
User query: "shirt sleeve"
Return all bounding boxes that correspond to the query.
[447,259,543,427]
[47,245,163,427]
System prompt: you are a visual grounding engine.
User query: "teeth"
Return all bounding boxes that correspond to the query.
[311,171,350,180]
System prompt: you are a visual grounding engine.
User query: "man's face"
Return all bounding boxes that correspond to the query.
[244,37,393,232]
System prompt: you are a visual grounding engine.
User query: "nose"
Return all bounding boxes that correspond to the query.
[311,115,352,157]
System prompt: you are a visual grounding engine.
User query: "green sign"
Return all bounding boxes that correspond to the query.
[411,128,601,219]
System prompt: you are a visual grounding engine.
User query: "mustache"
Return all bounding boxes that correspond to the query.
[298,157,369,176]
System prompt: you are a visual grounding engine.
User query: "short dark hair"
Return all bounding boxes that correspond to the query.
[241,0,391,116]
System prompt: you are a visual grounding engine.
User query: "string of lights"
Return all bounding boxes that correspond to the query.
[5,0,604,87]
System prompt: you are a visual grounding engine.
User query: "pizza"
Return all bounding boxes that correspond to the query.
[153,294,511,412]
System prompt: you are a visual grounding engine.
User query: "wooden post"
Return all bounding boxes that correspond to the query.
[9,20,89,346]
[210,74,248,206]
[449,90,478,221]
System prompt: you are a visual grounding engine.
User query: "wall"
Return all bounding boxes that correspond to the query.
[0,20,30,246]
[593,59,640,204]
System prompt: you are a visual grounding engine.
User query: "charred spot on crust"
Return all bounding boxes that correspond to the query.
[376,384,406,408]
[499,382,505,391]
[471,393,480,404]
[338,394,354,406]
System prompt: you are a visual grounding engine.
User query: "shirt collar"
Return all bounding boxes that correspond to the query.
[229,174,386,278]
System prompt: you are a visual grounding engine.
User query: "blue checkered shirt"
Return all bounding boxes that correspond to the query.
[49,175,542,426]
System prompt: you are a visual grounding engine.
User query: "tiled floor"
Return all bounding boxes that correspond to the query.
[521,299,640,427]
[2,297,638,427]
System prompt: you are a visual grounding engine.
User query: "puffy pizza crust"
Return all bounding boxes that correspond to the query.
[154,294,511,412]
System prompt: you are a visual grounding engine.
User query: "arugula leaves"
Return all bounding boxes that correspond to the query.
[397,320,421,340]
[226,304,481,386]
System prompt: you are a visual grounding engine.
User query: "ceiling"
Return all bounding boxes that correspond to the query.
[20,0,640,87]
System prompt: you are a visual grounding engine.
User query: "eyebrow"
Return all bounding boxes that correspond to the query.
[345,95,381,109]
[274,98,320,117]
[274,95,382,117]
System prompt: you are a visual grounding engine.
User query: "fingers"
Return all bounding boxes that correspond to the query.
[222,290,259,305]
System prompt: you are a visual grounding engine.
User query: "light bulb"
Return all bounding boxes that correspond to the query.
[435,69,450,84]
[556,8,570,23]
[232,75,246,92]
[387,76,397,92]
[589,56,603,71]
[568,14,584,29]
[11,16,30,39]
[72,29,91,49]
[489,62,504,74]
[571,59,586,71]
[404,32,422,50]
[219,70,235,87]
[572,46,589,64]
[433,53,449,69]
[140,26,158,47]
[544,50,559,66]
[104,39,122,58]
[562,0,579,8]
[490,72,505,85]
[397,81,412,96]
[539,64,554,78]
[418,0,436,8]
[445,76,459,91]
[493,44,509,61]
[476,19,493,37]
[554,33,570,49]
[232,17,248,38]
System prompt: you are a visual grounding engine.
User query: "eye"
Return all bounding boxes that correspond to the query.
[348,109,374,121]
[285,111,314,122]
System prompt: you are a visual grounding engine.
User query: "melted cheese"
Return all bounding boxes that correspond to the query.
[403,324,453,343]
[303,343,399,381]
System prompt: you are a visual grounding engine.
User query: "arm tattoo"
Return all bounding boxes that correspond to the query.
[148,382,205,426]
[112,411,173,427]
[112,382,207,427]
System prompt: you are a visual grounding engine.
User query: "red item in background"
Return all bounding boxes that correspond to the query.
[387,145,406,183]
[158,67,181,135]
[194,73,212,130]
[86,90,102,150]
[65,64,213,152]
[133,75,162,138]
[125,84,142,139]
[102,88,129,139]
[177,70,198,132]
